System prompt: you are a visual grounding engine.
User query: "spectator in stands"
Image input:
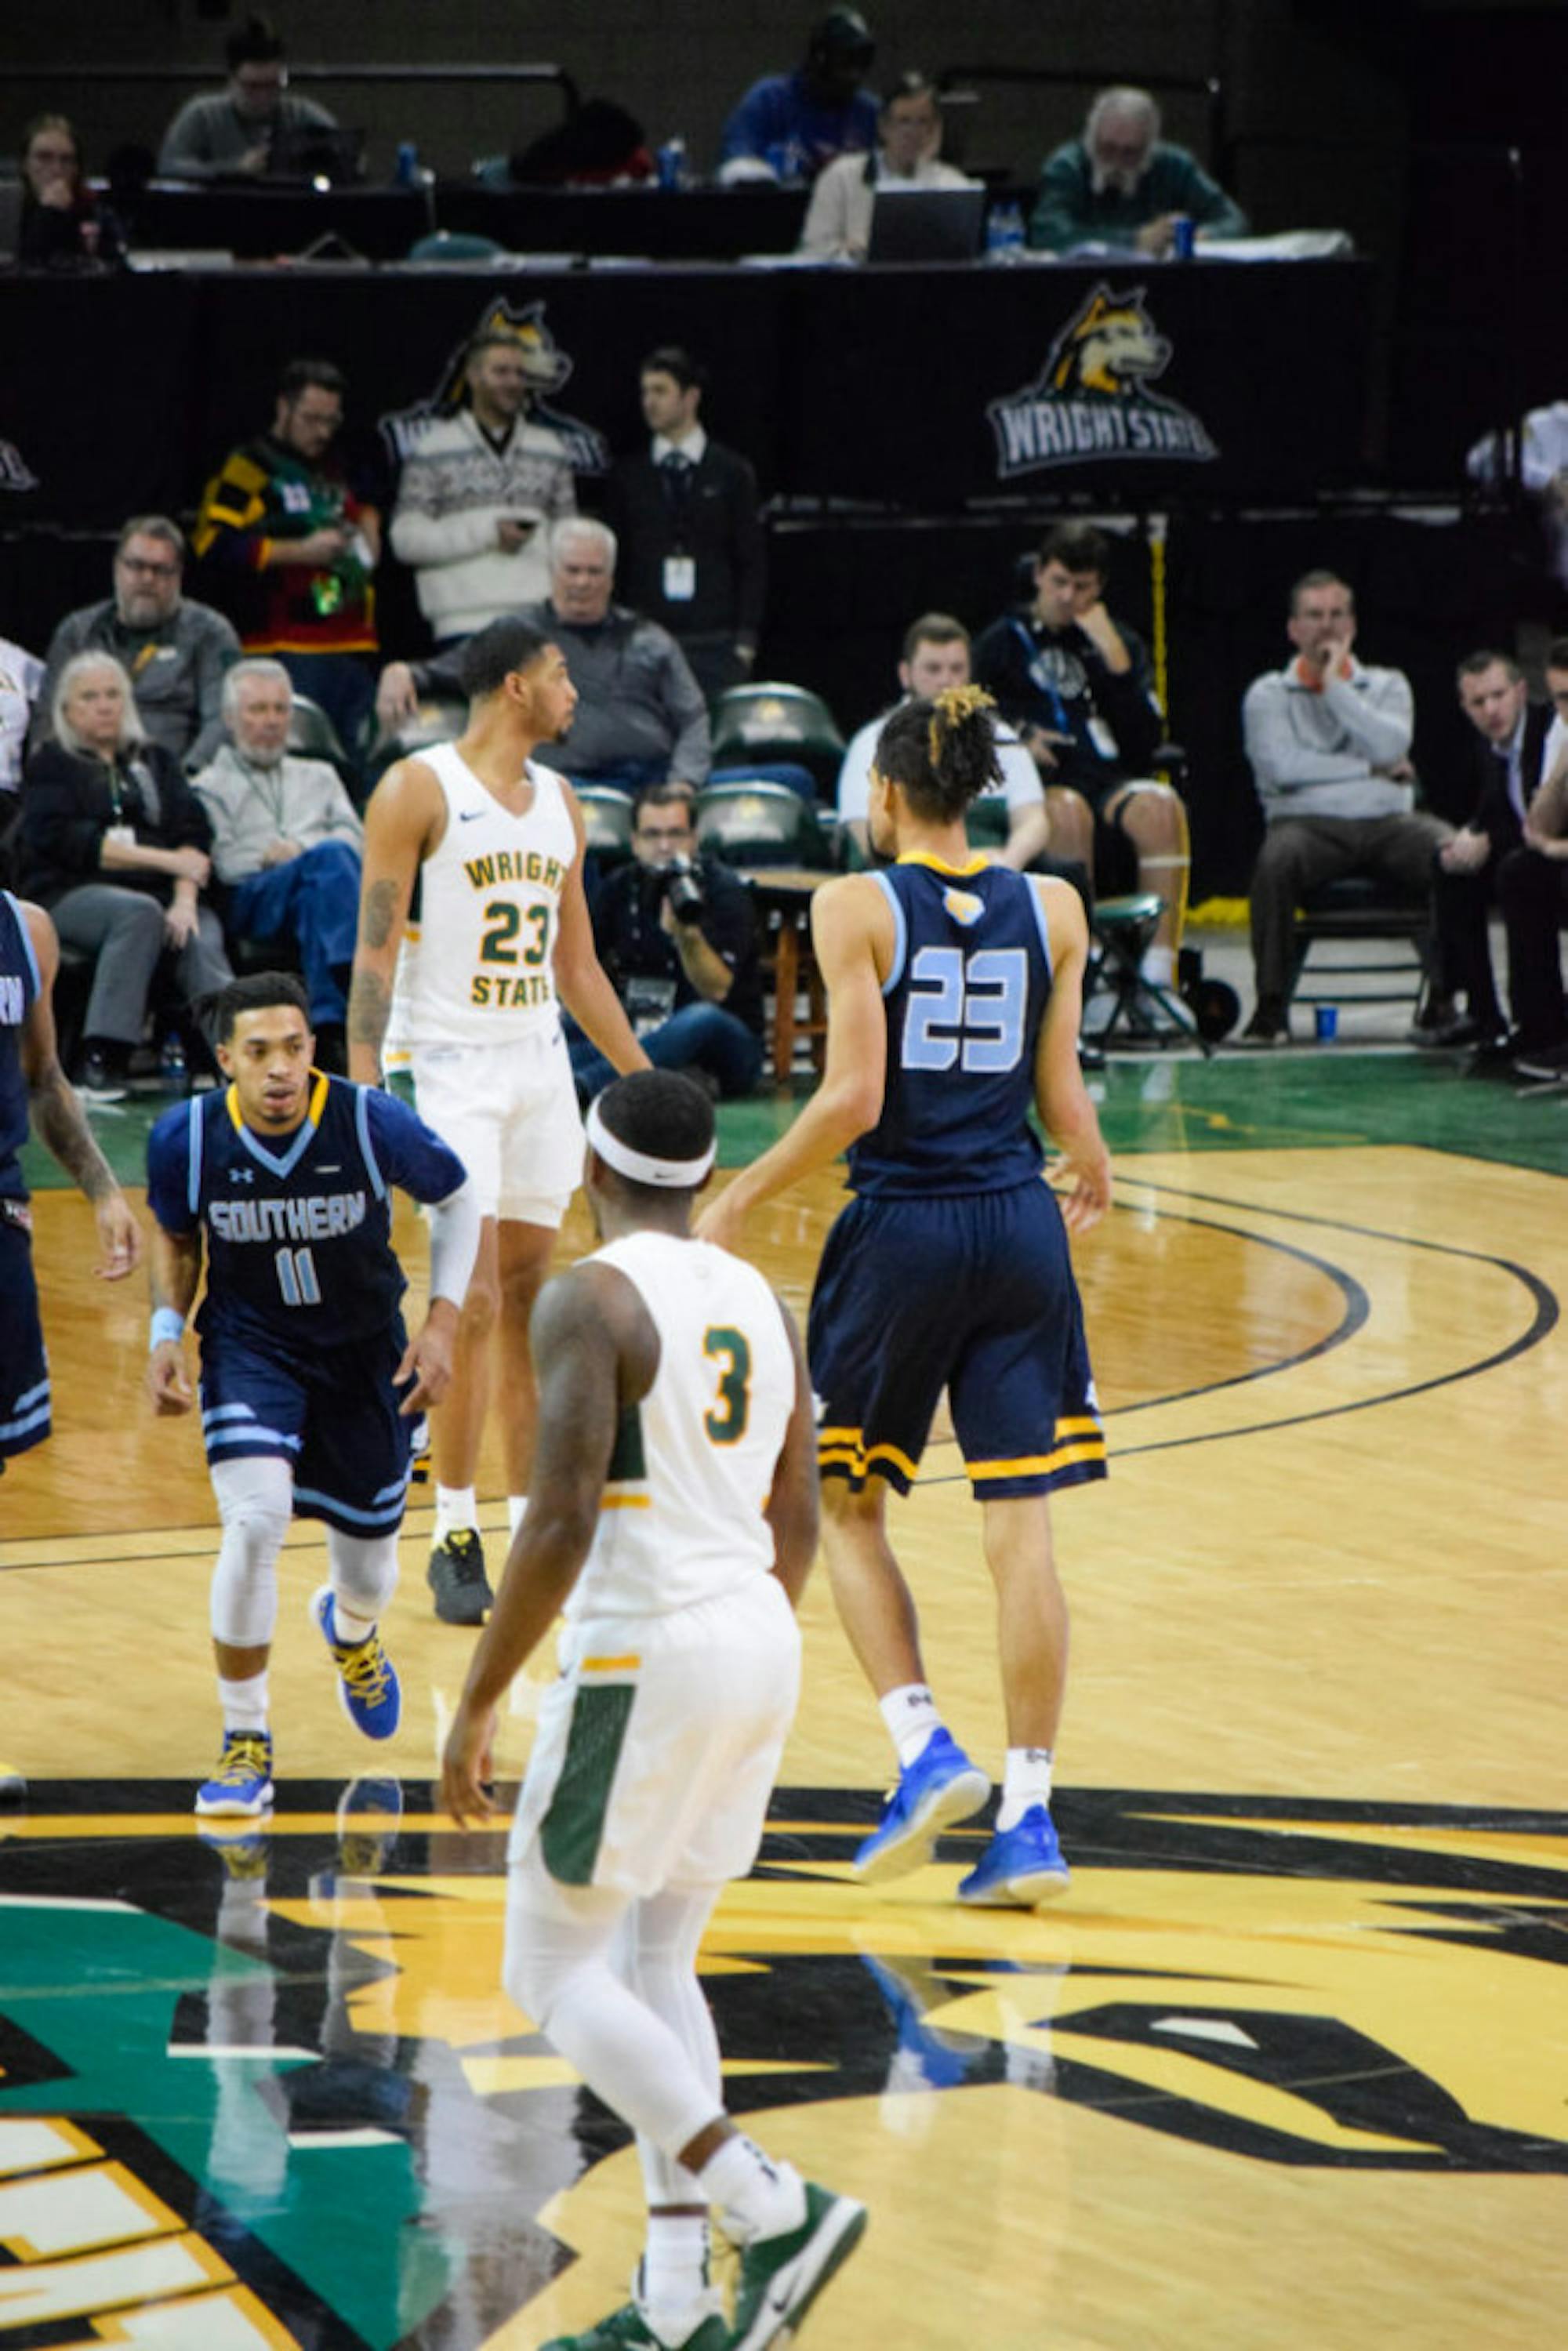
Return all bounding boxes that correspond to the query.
[389,328,577,649]
[1240,570,1452,1045]
[193,358,380,769]
[720,9,880,185]
[603,346,766,702]
[799,71,971,259]
[1425,651,1550,1054]
[158,13,336,183]
[568,782,764,1104]
[1028,86,1247,257]
[837,611,1052,873]
[191,659,363,1071]
[376,518,711,795]
[1,640,45,798]
[33,518,239,771]
[1465,403,1568,606]
[17,114,123,270]
[20,653,230,1099]
[972,523,1189,981]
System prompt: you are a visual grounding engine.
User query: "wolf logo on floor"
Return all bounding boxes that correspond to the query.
[988,281,1218,477]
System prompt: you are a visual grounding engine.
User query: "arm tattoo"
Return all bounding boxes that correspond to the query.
[347,967,392,1050]
[32,1068,118,1202]
[360,877,401,952]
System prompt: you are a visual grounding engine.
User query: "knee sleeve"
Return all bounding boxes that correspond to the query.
[325,1527,400,1622]
[209,1457,293,1648]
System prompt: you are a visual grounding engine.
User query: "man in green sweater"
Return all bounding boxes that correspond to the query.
[1029,85,1247,258]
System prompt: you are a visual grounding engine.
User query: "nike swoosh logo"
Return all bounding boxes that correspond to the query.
[459,809,485,822]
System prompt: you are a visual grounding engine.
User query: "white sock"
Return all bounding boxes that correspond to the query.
[434,1486,478,1544]
[639,2213,709,2317]
[507,1493,528,1538]
[696,2136,806,2243]
[997,1745,1054,1831]
[878,1684,943,1769]
[1140,944,1176,987]
[330,1594,376,1645]
[217,1671,268,1733]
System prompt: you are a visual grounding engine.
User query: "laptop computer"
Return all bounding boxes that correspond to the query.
[268,125,367,186]
[866,183,986,265]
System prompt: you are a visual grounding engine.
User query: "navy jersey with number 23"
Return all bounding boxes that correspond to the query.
[848,855,1054,1199]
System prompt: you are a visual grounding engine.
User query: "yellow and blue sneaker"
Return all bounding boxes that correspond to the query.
[194,1729,274,1818]
[956,1804,1071,1907]
[312,1587,401,1741]
[852,1728,990,1884]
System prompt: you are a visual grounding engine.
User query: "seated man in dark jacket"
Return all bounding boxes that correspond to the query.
[972,521,1190,984]
[568,783,764,1102]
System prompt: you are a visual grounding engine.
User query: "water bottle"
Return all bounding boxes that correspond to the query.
[656,136,688,192]
[160,1033,188,1091]
[987,199,1026,262]
[395,141,420,189]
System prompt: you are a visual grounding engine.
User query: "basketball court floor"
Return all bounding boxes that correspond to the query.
[2,1019,1564,2349]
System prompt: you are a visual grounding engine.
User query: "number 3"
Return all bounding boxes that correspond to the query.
[703,1326,751,1443]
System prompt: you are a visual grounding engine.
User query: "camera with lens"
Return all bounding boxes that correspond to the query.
[660,855,706,923]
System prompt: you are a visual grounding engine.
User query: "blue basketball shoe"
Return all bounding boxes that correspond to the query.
[956,1804,1071,1906]
[853,1728,990,1884]
[312,1587,401,1740]
[194,1729,274,1818]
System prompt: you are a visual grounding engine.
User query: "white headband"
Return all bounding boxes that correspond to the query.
[585,1094,716,1188]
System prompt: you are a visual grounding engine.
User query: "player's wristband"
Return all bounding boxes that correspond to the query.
[150,1308,186,1351]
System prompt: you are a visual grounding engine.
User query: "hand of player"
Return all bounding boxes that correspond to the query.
[441,1696,498,1827]
[93,1192,140,1280]
[1050,1140,1114,1234]
[694,1182,746,1253]
[395,1308,456,1414]
[146,1340,194,1413]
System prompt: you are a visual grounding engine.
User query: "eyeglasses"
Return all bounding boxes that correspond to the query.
[637,825,692,844]
[118,556,180,578]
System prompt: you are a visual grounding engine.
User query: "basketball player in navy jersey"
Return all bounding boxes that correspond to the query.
[0,888,140,1471]
[700,686,1112,1905]
[146,971,481,1816]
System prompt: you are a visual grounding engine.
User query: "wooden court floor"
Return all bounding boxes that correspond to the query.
[1,1074,1566,2349]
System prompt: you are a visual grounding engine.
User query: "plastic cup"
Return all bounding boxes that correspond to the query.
[1315,1004,1338,1042]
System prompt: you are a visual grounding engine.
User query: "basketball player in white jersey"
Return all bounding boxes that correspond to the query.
[442,1071,866,2351]
[349,617,648,1627]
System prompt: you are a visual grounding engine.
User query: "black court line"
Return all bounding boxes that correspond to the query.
[916,1170,1559,1478]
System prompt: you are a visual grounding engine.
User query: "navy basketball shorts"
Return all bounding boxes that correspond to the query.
[200,1325,416,1536]
[808,1181,1106,1500]
[0,1205,50,1463]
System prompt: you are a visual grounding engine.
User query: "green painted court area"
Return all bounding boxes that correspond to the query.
[27,1051,1566,1198]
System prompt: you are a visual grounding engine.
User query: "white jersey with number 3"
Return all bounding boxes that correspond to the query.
[569,1230,795,1621]
[405,738,577,1047]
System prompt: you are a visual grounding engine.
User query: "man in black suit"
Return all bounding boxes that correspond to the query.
[602,346,767,704]
[1425,649,1558,1057]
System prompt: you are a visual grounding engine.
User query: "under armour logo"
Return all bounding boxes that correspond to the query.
[229,1168,255,1184]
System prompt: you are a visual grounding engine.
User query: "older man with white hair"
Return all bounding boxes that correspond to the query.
[376,517,712,794]
[193,659,364,1069]
[1029,85,1247,257]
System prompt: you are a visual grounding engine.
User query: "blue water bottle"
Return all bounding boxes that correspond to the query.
[395,141,420,189]
[656,136,688,191]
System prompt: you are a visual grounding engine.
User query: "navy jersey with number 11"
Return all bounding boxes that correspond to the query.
[848,854,1054,1199]
[147,1075,466,1352]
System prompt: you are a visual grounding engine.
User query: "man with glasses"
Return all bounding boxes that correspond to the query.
[569,783,764,1105]
[158,13,337,182]
[33,517,239,770]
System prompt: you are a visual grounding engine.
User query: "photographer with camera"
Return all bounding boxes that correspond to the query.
[568,784,765,1103]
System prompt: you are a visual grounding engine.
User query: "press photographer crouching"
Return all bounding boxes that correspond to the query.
[568,783,764,1103]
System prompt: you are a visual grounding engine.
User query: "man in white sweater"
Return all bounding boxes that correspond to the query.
[1240,570,1452,1043]
[194,661,364,1068]
[389,332,578,646]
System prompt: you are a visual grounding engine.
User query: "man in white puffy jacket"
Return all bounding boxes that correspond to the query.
[389,332,577,647]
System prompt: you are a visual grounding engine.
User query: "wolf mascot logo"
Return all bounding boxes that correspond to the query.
[988,282,1218,477]
[379,298,608,474]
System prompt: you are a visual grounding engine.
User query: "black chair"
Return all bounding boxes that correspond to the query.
[710,683,845,800]
[1287,876,1429,1013]
[695,781,831,870]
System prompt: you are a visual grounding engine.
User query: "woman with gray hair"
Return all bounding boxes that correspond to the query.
[20,651,230,1098]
